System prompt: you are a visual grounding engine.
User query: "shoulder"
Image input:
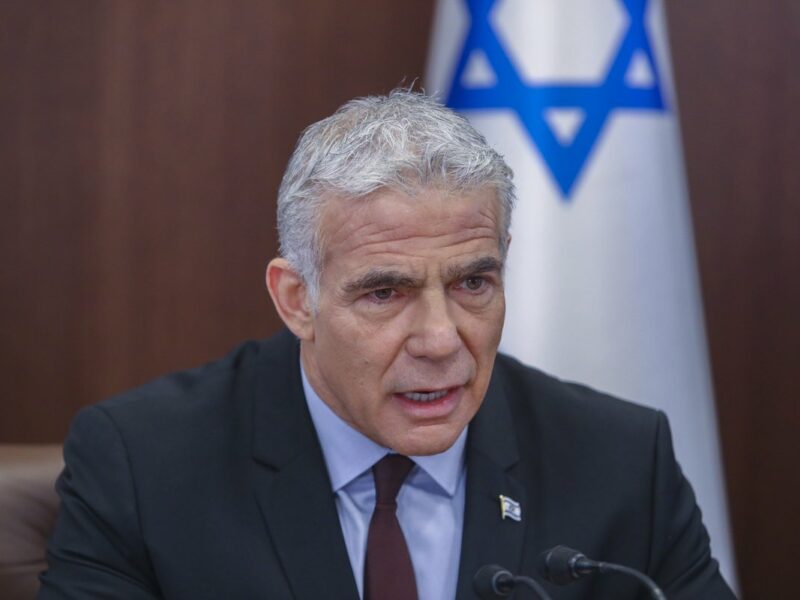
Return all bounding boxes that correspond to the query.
[92,329,296,426]
[492,351,663,437]
[67,329,299,470]
[484,356,735,597]
[487,352,669,496]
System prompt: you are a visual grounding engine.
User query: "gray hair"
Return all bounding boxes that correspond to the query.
[276,88,515,306]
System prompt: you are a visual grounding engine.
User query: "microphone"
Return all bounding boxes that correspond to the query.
[473,564,553,600]
[537,545,667,600]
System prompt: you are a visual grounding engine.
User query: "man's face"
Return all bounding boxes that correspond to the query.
[300,186,506,456]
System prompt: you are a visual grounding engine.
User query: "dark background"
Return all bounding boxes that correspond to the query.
[1,2,797,598]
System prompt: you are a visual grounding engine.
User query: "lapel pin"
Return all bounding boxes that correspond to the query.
[499,494,522,522]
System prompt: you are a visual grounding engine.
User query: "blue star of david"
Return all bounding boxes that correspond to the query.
[447,0,666,198]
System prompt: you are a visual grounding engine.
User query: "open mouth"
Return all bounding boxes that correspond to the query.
[393,386,464,419]
[402,389,450,403]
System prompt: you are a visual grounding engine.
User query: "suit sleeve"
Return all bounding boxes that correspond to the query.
[647,411,737,599]
[38,406,161,599]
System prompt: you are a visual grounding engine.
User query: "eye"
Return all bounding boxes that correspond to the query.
[368,288,396,302]
[461,276,487,292]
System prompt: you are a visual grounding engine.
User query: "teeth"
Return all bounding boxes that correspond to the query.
[403,389,449,402]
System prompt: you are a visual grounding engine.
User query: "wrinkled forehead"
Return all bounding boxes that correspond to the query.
[315,184,507,256]
[311,185,506,293]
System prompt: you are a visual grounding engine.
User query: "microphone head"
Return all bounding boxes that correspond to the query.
[473,564,516,598]
[537,545,588,585]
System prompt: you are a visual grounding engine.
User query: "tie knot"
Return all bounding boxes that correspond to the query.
[373,454,414,505]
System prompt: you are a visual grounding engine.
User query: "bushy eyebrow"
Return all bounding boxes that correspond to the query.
[444,256,503,282]
[343,270,422,294]
[342,256,503,295]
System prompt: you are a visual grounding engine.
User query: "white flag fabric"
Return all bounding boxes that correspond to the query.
[426,0,737,586]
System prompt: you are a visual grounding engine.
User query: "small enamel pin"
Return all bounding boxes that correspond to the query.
[499,494,522,522]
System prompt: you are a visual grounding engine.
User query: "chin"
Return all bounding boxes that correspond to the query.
[393,427,462,457]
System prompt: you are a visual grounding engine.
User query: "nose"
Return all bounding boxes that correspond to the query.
[405,289,462,360]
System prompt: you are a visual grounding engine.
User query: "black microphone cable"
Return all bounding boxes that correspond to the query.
[538,545,667,600]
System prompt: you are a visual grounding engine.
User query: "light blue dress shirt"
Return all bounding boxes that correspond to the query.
[301,364,467,600]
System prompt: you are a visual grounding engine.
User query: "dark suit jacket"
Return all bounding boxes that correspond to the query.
[39,329,735,599]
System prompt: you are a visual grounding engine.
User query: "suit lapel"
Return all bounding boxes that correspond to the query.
[456,368,529,599]
[250,332,359,600]
[246,332,531,599]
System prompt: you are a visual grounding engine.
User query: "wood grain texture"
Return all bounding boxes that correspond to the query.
[665,1,800,597]
[0,0,435,441]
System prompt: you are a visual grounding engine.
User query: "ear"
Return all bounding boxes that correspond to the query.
[265,258,314,340]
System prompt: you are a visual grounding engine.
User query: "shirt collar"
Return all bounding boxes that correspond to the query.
[301,360,467,497]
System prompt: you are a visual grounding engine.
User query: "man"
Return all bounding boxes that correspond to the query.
[40,90,735,599]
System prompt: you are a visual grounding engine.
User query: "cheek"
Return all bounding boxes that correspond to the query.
[460,307,505,391]
[464,300,505,347]
[343,307,411,350]
[319,314,406,387]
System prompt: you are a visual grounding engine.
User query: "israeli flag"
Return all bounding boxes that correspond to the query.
[426,0,736,586]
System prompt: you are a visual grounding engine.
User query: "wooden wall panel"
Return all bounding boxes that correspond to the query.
[0,0,435,442]
[666,1,800,598]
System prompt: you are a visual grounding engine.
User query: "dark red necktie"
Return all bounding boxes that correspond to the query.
[363,454,418,600]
